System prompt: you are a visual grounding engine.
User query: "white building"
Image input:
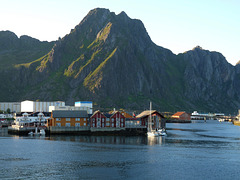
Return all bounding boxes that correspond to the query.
[75,101,93,114]
[21,100,65,112]
[0,102,21,113]
[49,105,92,114]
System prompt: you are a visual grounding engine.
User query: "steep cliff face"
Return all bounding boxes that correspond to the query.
[0,8,239,113]
[179,46,239,112]
[16,8,175,109]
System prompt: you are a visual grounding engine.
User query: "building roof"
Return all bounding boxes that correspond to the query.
[136,110,164,118]
[172,112,187,117]
[91,110,107,118]
[52,110,88,118]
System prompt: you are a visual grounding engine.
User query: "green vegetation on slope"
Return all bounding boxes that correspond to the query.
[84,47,117,91]
[14,51,52,72]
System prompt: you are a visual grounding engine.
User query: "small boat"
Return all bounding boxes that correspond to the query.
[28,131,34,136]
[28,128,45,136]
[40,129,46,135]
[157,128,167,136]
[147,130,160,137]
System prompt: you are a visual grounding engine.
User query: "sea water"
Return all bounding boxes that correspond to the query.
[1,120,240,179]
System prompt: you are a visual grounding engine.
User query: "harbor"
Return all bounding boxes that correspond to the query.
[1,100,240,136]
[1,120,240,179]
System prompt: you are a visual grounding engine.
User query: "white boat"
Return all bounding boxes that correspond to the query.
[28,128,46,136]
[40,129,46,135]
[28,131,34,136]
[158,128,167,136]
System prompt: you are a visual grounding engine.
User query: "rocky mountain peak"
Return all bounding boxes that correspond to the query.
[192,45,203,50]
[0,8,239,114]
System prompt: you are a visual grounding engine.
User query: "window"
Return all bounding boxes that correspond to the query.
[66,123,71,127]
[66,118,70,121]
[84,123,86,126]
[56,123,61,127]
[106,122,110,126]
[121,118,123,122]
[97,122,101,127]
[121,123,123,127]
[76,118,80,121]
[102,122,104,127]
[75,123,80,127]
[106,118,110,122]
[112,118,114,122]
[92,123,95,127]
[112,123,114,127]
[84,118,86,121]
[56,118,61,121]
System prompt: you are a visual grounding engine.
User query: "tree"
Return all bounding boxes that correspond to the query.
[6,108,11,114]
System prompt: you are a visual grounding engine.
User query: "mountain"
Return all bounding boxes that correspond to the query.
[0,8,239,114]
[0,30,55,69]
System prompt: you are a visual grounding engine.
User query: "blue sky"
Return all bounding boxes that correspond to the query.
[0,0,239,65]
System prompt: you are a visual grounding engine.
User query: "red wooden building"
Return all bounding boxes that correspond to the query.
[136,110,165,129]
[171,112,191,120]
[90,110,125,128]
[90,110,107,128]
[108,111,125,128]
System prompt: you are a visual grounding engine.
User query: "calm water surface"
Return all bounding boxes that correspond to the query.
[1,120,240,180]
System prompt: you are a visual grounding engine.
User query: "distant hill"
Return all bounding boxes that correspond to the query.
[0,8,239,114]
[0,30,55,69]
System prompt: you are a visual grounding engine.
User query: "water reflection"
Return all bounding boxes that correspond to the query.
[47,135,166,146]
[147,136,165,146]
[0,127,8,136]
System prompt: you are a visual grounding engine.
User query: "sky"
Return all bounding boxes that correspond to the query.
[0,0,239,65]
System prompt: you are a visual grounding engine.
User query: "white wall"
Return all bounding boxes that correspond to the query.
[75,101,92,114]
[0,102,21,113]
[21,100,65,112]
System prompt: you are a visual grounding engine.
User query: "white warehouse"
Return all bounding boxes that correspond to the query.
[0,102,21,113]
[21,100,65,112]
[75,101,93,114]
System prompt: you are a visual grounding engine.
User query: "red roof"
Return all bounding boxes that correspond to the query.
[172,112,186,117]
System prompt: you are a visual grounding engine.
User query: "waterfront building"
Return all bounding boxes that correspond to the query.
[75,101,93,114]
[90,111,107,128]
[125,117,142,128]
[171,112,191,120]
[136,110,165,129]
[8,112,48,135]
[0,102,21,113]
[47,110,89,127]
[0,114,13,120]
[108,111,125,128]
[21,100,65,113]
[90,110,125,128]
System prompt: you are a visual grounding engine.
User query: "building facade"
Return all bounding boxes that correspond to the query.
[90,111,125,128]
[21,100,65,112]
[75,101,93,114]
[0,102,21,113]
[48,110,89,127]
[136,110,165,129]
